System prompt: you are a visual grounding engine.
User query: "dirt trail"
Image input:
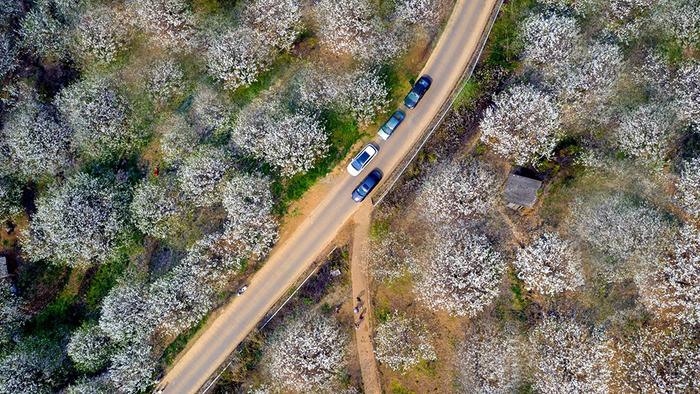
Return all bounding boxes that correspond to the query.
[350,205,382,394]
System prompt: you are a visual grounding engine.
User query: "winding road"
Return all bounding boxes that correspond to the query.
[159,1,500,392]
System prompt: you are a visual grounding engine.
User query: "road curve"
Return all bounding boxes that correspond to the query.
[160,1,499,392]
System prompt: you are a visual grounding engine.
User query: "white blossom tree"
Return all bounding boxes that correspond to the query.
[67,324,114,373]
[0,347,56,394]
[415,160,499,225]
[296,66,389,125]
[221,173,279,259]
[610,325,700,393]
[571,193,673,281]
[177,146,231,207]
[127,0,195,49]
[676,157,700,218]
[314,0,401,60]
[65,376,114,394]
[394,0,443,27]
[0,32,17,80]
[106,338,157,394]
[675,61,700,128]
[148,263,215,336]
[72,5,129,64]
[514,232,585,295]
[18,0,78,59]
[1,91,73,178]
[187,85,231,136]
[480,84,562,166]
[652,0,700,48]
[528,317,612,394]
[374,312,436,372]
[130,179,179,239]
[158,114,199,166]
[242,0,303,51]
[521,13,581,78]
[262,312,348,392]
[146,58,185,105]
[99,282,155,343]
[366,229,416,282]
[614,103,676,166]
[457,324,522,394]
[0,280,27,348]
[635,225,700,325]
[23,173,128,267]
[54,76,132,159]
[206,27,273,91]
[231,98,328,176]
[415,227,505,317]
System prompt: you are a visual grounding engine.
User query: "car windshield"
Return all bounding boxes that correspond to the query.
[352,151,370,170]
[408,91,420,101]
[385,117,399,129]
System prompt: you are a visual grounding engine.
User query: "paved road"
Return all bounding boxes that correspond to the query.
[160,1,499,392]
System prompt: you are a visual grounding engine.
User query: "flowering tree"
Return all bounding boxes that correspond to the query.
[297,66,389,125]
[571,193,673,281]
[635,225,700,325]
[159,114,199,165]
[221,174,279,258]
[177,146,231,207]
[415,160,499,224]
[415,228,505,317]
[614,103,676,166]
[528,317,612,394]
[0,342,62,394]
[23,173,128,267]
[374,312,436,372]
[99,282,154,343]
[610,325,700,393]
[480,84,562,166]
[148,264,215,336]
[0,280,27,348]
[676,157,700,218]
[521,13,581,77]
[366,229,416,282]
[72,6,129,64]
[231,98,328,176]
[0,33,16,80]
[243,0,303,51]
[394,0,443,26]
[187,85,231,136]
[146,58,185,105]
[262,312,348,392]
[514,232,585,295]
[107,338,157,394]
[1,91,73,178]
[675,61,700,128]
[18,0,77,59]
[127,0,195,49]
[65,376,114,394]
[67,324,114,373]
[206,27,273,91]
[652,0,700,48]
[130,179,179,239]
[457,324,522,394]
[54,76,132,159]
[314,0,400,60]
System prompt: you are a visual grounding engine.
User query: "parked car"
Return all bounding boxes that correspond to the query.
[377,110,406,140]
[352,169,383,202]
[404,75,432,109]
[237,285,248,296]
[347,143,379,176]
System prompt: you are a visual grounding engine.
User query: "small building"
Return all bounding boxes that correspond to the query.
[504,173,542,210]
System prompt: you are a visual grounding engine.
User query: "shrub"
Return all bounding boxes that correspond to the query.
[177,146,231,207]
[146,58,185,105]
[127,0,195,49]
[72,5,129,64]
[67,324,114,373]
[374,312,436,372]
[514,232,585,295]
[206,27,273,91]
[129,179,179,239]
[457,324,522,393]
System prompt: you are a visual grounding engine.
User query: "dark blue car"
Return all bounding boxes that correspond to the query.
[351,169,383,202]
[377,110,406,140]
[404,75,432,109]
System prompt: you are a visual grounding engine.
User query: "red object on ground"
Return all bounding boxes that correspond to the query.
[154,166,159,177]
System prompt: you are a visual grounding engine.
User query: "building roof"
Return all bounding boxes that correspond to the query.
[504,174,542,208]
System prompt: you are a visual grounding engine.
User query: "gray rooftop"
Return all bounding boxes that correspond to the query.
[504,174,542,208]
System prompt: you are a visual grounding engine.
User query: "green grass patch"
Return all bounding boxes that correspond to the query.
[484,0,536,70]
[390,380,415,394]
[84,256,128,311]
[453,79,482,108]
[369,219,391,240]
[228,53,294,108]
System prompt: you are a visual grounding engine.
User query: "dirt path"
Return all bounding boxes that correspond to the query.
[350,205,382,394]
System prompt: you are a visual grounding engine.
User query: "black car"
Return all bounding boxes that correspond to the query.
[351,169,383,202]
[404,75,432,109]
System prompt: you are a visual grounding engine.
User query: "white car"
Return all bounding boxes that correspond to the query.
[347,144,379,176]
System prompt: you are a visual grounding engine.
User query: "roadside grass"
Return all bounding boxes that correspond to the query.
[161,316,209,367]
